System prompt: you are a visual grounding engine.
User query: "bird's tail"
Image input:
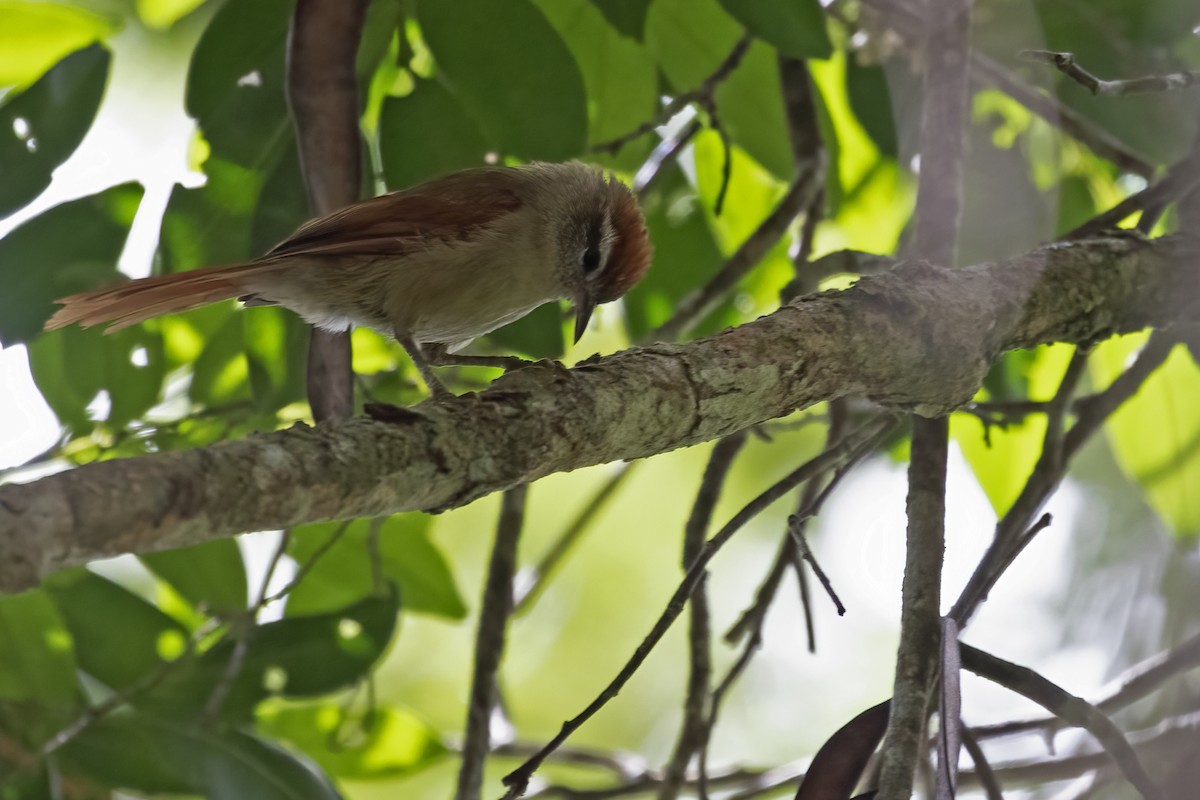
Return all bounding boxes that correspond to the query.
[45,262,281,333]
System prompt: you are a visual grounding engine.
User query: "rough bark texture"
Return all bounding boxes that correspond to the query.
[1,234,1197,592]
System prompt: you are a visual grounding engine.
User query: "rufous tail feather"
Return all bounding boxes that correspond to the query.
[45,262,278,333]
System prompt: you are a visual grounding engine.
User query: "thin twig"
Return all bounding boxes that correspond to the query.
[1066,150,1200,240]
[1021,50,1200,97]
[593,36,752,155]
[936,618,962,800]
[960,724,1004,800]
[785,514,845,616]
[514,463,636,613]
[951,345,1099,627]
[262,519,354,606]
[635,119,702,199]
[500,415,897,798]
[960,644,1163,800]
[852,0,1155,178]
[457,486,528,800]
[697,444,872,797]
[972,630,1200,742]
[658,433,748,800]
[653,169,822,342]
[202,529,293,724]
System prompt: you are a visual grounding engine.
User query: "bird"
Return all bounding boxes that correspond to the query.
[45,161,653,401]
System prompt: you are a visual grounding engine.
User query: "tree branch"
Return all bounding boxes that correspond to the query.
[3,235,1199,593]
[287,0,367,421]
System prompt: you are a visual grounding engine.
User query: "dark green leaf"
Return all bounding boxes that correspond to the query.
[287,516,465,620]
[28,322,164,435]
[716,0,832,59]
[622,171,723,341]
[417,0,588,161]
[0,590,76,704]
[587,0,651,39]
[845,58,898,158]
[485,302,566,361]
[0,182,143,345]
[44,570,188,691]
[151,591,400,721]
[535,0,658,164]
[645,0,793,178]
[189,314,252,407]
[62,714,343,799]
[186,0,292,168]
[0,44,110,217]
[379,77,492,190]
[141,540,249,615]
[258,704,447,779]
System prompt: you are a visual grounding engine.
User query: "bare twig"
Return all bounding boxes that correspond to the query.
[972,630,1200,742]
[658,433,748,800]
[698,441,873,796]
[1021,50,1200,97]
[1067,151,1200,240]
[514,463,637,613]
[853,0,1155,178]
[877,0,970,793]
[653,169,822,341]
[936,618,962,800]
[951,345,1098,627]
[457,486,528,800]
[594,36,752,155]
[960,724,1004,800]
[500,415,897,798]
[785,514,845,616]
[635,119,702,198]
[960,644,1163,800]
[202,530,292,724]
[288,0,367,421]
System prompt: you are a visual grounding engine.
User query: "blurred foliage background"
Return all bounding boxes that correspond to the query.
[1,0,1199,798]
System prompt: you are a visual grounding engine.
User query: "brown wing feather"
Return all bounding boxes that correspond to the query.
[267,167,524,259]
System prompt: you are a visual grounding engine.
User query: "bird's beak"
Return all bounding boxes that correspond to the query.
[573,290,596,344]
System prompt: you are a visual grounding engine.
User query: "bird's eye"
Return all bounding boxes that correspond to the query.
[582,245,602,273]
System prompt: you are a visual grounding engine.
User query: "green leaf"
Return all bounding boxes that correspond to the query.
[534,0,658,160]
[622,170,724,340]
[44,570,188,691]
[190,314,252,407]
[844,58,898,158]
[258,703,447,779]
[0,43,110,216]
[186,0,293,168]
[417,0,588,161]
[287,516,465,620]
[953,344,1076,516]
[691,131,793,336]
[645,0,793,178]
[151,591,400,721]
[62,714,343,799]
[587,0,651,39]
[716,0,832,59]
[0,4,116,88]
[0,590,76,704]
[29,322,165,434]
[136,0,208,30]
[1092,335,1200,540]
[379,77,493,190]
[141,540,249,615]
[0,180,142,346]
[485,302,566,360]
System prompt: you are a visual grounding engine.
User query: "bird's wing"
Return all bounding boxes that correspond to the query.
[265,168,524,260]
